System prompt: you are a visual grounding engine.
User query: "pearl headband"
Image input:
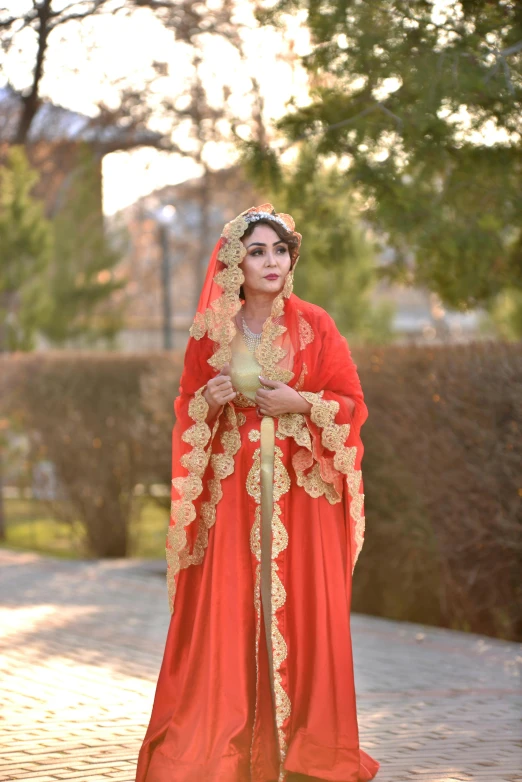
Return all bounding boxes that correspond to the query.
[244,211,289,230]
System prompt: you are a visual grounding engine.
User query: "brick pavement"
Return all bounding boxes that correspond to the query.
[0,549,520,782]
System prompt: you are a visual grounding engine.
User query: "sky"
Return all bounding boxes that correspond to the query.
[0,0,312,215]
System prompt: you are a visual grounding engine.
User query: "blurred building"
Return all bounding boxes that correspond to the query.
[110,176,484,351]
[370,245,484,343]
[107,166,258,351]
[0,84,161,218]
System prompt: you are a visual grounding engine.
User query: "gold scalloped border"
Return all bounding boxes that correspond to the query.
[166,393,241,611]
[277,410,342,505]
[296,392,365,569]
[247,443,292,779]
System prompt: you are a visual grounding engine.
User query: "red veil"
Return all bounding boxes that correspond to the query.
[166,203,368,615]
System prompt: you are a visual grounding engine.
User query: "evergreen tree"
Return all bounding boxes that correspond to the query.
[254,0,522,314]
[0,146,53,352]
[242,143,394,341]
[40,144,126,347]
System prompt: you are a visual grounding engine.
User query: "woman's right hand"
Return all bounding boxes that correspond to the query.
[204,364,236,408]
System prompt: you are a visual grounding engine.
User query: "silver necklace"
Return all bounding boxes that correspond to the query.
[241,314,263,353]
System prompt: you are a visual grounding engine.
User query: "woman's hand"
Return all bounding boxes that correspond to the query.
[205,364,236,406]
[203,364,236,421]
[256,377,312,417]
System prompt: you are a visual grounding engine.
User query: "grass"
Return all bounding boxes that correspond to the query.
[1,497,169,559]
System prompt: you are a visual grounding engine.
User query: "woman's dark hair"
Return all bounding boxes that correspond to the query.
[239,217,300,300]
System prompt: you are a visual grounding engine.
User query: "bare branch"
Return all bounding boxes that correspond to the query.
[0,8,38,30]
[48,0,115,28]
[501,39,522,57]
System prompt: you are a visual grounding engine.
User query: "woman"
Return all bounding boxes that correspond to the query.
[136,203,380,782]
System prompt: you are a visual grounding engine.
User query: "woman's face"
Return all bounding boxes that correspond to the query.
[240,224,292,298]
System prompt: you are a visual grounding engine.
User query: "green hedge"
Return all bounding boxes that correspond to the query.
[1,340,520,641]
[353,340,522,642]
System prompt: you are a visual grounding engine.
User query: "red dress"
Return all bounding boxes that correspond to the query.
[136,205,380,782]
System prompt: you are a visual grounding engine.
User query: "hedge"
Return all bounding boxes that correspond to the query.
[1,340,520,641]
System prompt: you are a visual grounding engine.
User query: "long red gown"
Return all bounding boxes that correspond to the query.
[136,205,380,782]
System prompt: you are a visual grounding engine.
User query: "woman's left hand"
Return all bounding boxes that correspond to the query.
[256,377,312,417]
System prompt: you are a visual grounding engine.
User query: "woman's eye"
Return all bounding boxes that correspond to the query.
[277,246,288,253]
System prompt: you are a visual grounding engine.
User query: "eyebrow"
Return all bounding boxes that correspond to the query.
[246,240,286,248]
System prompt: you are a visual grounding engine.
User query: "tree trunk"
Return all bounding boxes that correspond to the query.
[14,0,52,145]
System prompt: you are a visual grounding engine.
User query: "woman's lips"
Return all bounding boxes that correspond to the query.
[265,274,279,280]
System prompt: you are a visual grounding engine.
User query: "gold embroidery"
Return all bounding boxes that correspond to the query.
[247,439,292,779]
[249,505,262,765]
[294,362,307,391]
[276,413,340,504]
[298,390,365,568]
[189,310,206,340]
[271,446,291,773]
[234,391,256,408]
[297,311,315,351]
[167,401,241,610]
[167,387,213,607]
[295,461,339,504]
[253,269,294,385]
[249,429,261,442]
[236,412,247,426]
[188,215,248,377]
[277,412,312,448]
[246,445,262,503]
[247,453,262,768]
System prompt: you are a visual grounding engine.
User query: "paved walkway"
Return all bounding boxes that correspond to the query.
[0,549,520,782]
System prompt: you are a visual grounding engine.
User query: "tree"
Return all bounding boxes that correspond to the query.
[242,142,394,342]
[0,144,52,541]
[0,1,241,154]
[0,145,53,352]
[0,0,263,316]
[485,288,522,341]
[252,0,522,312]
[39,143,126,347]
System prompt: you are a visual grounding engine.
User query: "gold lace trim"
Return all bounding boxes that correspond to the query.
[253,270,294,384]
[297,311,315,351]
[294,362,307,391]
[271,445,291,772]
[277,411,341,505]
[166,395,241,611]
[189,206,297,384]
[234,391,256,408]
[247,441,292,778]
[189,216,247,373]
[295,461,340,504]
[298,391,365,567]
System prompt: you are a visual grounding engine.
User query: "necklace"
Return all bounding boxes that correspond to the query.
[241,314,263,353]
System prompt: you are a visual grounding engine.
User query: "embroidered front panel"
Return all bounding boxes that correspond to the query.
[246,436,292,781]
[297,311,315,351]
[271,445,291,776]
